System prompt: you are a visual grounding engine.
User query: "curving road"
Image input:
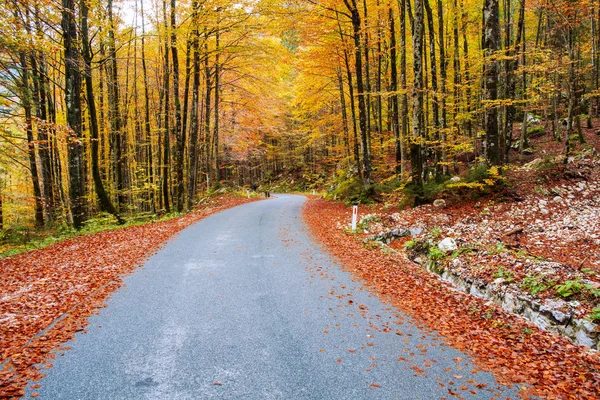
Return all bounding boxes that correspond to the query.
[29,194,518,399]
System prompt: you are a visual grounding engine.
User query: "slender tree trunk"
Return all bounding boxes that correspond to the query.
[81,0,123,224]
[425,0,440,176]
[139,0,155,212]
[345,0,372,184]
[171,0,185,211]
[411,0,425,202]
[337,12,361,173]
[107,0,127,211]
[519,6,529,158]
[29,6,55,224]
[376,8,384,150]
[565,25,577,159]
[337,65,351,158]
[162,0,171,212]
[506,0,525,162]
[213,18,221,186]
[400,0,409,176]
[453,0,461,137]
[589,3,596,128]
[362,0,372,160]
[483,0,501,165]
[462,1,473,138]
[47,52,66,214]
[182,38,192,166]
[437,0,448,174]
[62,0,86,228]
[19,51,44,227]
[204,33,212,191]
[188,1,201,209]
[389,7,401,174]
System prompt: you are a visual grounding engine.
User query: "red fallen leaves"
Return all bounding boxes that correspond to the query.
[0,195,256,398]
[303,198,600,400]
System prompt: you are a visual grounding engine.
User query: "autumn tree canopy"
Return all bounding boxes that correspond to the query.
[0,0,598,227]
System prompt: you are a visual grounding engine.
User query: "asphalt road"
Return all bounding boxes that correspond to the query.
[29,194,518,399]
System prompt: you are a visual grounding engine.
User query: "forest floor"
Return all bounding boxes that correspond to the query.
[303,126,600,399]
[0,194,258,399]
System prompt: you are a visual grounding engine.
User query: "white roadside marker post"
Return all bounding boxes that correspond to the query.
[246,190,250,199]
[352,204,358,231]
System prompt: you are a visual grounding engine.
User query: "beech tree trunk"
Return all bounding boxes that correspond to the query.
[18,51,44,227]
[400,0,409,176]
[29,7,55,224]
[204,33,212,190]
[139,0,155,212]
[389,7,400,174]
[483,0,501,165]
[411,0,425,202]
[161,0,171,212]
[424,0,440,175]
[81,0,123,224]
[437,0,448,174]
[107,0,127,211]
[188,1,201,210]
[213,19,221,187]
[171,0,185,211]
[337,11,361,173]
[61,0,86,228]
[336,65,351,158]
[344,0,372,184]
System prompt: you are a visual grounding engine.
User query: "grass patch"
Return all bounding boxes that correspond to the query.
[0,192,246,259]
[0,212,175,259]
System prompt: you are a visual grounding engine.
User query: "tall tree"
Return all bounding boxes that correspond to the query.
[389,6,400,173]
[18,49,44,227]
[212,10,221,187]
[30,4,55,224]
[483,0,501,165]
[187,0,201,210]
[61,0,86,228]
[139,0,155,211]
[411,0,425,201]
[107,0,128,211]
[345,0,372,184]
[161,0,171,212]
[171,0,185,211]
[336,10,361,172]
[81,0,123,224]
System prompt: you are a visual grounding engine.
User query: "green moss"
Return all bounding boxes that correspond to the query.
[527,126,546,138]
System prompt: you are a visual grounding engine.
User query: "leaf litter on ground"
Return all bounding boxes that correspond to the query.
[0,195,257,398]
[303,197,600,399]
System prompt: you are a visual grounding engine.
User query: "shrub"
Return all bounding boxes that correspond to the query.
[492,267,514,283]
[589,307,600,322]
[329,177,363,203]
[465,164,491,183]
[521,275,549,296]
[555,279,584,298]
[428,246,445,261]
[527,126,546,138]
